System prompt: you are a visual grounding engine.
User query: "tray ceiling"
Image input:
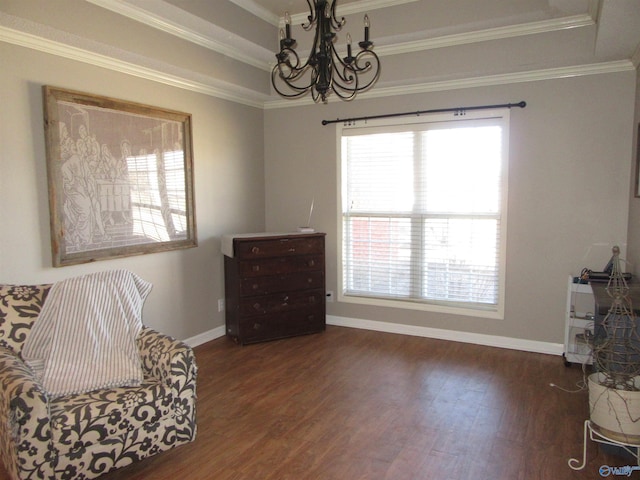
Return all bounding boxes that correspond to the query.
[1,0,639,107]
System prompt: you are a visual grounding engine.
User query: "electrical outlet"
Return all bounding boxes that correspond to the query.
[326,291,334,303]
[218,298,225,312]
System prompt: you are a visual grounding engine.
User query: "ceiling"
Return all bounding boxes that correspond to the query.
[250,0,363,14]
[115,0,640,102]
[2,0,639,107]
[165,0,640,62]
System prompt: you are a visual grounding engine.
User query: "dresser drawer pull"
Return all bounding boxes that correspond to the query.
[253,303,262,311]
[252,265,260,272]
[307,260,315,267]
[253,322,262,330]
[252,283,259,290]
[282,295,289,306]
[251,246,260,254]
[288,247,296,252]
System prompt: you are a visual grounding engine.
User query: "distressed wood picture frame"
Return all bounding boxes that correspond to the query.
[43,86,197,267]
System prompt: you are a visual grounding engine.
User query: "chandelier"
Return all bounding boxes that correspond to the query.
[271,0,381,103]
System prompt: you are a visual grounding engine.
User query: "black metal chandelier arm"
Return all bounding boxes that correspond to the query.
[331,79,358,101]
[330,66,360,101]
[327,42,357,85]
[328,0,346,30]
[276,47,304,71]
[271,47,318,98]
[335,65,357,89]
[350,49,380,90]
[302,0,346,31]
[274,65,311,87]
[330,45,380,96]
[352,49,379,73]
[271,66,313,98]
[302,0,316,30]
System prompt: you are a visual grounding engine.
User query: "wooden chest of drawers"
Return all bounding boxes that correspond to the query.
[223,233,326,345]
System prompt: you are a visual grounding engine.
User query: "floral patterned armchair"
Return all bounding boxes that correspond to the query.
[0,283,197,480]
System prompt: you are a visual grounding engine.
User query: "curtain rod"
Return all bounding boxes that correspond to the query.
[321,100,526,126]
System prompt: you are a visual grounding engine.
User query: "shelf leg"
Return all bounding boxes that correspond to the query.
[568,420,589,470]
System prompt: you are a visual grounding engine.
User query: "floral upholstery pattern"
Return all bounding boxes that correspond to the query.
[0,285,197,480]
[0,284,51,355]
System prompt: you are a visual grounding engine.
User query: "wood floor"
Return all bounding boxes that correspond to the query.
[1,326,632,479]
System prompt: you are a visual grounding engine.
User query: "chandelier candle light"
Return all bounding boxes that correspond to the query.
[272,0,381,103]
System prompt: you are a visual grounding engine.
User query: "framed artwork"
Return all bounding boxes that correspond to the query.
[42,86,197,267]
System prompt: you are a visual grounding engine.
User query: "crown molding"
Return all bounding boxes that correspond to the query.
[1,14,633,111]
[87,0,274,71]
[229,0,414,27]
[0,19,269,109]
[263,60,636,109]
[228,0,281,26]
[632,43,640,68]
[376,14,594,57]
[287,0,419,26]
[589,0,603,23]
[87,0,596,75]
[270,12,596,76]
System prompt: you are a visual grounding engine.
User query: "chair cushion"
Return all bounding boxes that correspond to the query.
[0,284,51,355]
[50,379,173,456]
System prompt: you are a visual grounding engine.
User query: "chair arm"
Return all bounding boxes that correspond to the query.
[137,327,197,387]
[137,327,198,442]
[0,348,54,480]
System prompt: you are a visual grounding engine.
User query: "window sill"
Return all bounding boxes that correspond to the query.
[338,292,505,320]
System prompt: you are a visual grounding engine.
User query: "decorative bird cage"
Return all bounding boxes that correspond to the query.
[589,246,640,444]
[592,246,640,390]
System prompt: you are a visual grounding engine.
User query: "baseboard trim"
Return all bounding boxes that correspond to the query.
[327,315,564,356]
[182,318,564,356]
[184,325,226,348]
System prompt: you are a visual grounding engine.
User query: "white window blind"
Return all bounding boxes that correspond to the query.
[127,150,188,242]
[340,110,509,316]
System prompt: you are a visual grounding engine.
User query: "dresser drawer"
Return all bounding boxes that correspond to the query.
[239,289,324,316]
[235,236,324,259]
[224,232,326,345]
[237,307,325,344]
[239,271,324,296]
[239,254,323,277]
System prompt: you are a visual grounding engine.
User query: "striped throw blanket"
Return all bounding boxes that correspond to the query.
[22,270,152,398]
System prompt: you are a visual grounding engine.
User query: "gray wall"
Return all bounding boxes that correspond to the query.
[264,72,636,346]
[627,65,640,277]
[1,1,638,349]
[0,41,265,340]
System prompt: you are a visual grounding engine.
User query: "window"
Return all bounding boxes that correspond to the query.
[339,109,509,318]
[127,149,188,243]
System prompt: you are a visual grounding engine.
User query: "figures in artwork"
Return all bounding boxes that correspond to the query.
[55,105,186,255]
[60,122,106,247]
[58,120,131,250]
